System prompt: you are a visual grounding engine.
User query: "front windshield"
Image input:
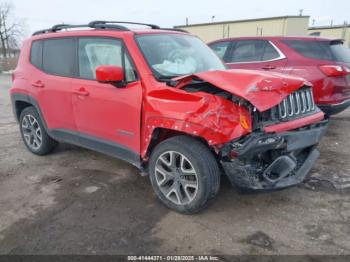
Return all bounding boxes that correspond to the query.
[136,34,225,79]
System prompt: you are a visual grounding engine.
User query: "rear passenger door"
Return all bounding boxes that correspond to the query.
[221,40,287,73]
[71,37,142,155]
[31,38,76,131]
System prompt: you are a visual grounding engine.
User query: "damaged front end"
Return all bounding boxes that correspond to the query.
[220,121,328,190]
[219,86,328,190]
[143,69,328,190]
[172,70,329,190]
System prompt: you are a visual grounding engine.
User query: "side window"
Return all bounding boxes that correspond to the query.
[30,40,43,69]
[210,41,230,61]
[227,40,282,63]
[262,42,280,60]
[78,37,137,82]
[229,40,266,63]
[42,38,75,77]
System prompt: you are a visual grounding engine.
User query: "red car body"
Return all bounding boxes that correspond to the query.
[11,30,324,158]
[9,23,328,212]
[209,36,350,115]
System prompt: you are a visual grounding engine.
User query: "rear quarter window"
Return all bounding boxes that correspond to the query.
[30,40,43,69]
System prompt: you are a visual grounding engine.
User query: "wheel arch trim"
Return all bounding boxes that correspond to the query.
[11,93,49,131]
[142,126,216,161]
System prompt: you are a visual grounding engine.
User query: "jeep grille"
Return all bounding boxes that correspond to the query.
[278,88,315,120]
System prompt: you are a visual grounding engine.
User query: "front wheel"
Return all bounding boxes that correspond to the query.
[149,136,220,214]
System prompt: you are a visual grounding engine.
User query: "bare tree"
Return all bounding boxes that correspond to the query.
[0,2,25,58]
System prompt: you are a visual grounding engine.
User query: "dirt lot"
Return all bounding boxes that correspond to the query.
[0,74,350,255]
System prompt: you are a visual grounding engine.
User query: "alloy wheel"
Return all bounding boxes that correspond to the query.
[21,114,42,150]
[155,151,199,205]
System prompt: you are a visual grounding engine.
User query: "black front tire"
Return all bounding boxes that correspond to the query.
[19,106,57,155]
[149,136,220,214]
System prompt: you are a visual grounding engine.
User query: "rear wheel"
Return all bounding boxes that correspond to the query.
[19,106,57,155]
[149,136,220,214]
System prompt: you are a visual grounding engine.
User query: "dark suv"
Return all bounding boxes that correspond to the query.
[209,37,350,115]
[10,22,327,213]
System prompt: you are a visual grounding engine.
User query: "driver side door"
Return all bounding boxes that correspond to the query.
[71,37,142,158]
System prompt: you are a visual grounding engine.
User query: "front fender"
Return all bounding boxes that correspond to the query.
[141,88,252,157]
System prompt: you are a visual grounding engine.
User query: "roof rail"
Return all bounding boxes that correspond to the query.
[32,22,131,36]
[32,28,53,36]
[32,24,92,36]
[51,24,71,31]
[88,21,160,29]
[32,21,184,36]
[88,21,130,31]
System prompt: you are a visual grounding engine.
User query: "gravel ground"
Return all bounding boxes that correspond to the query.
[0,74,350,255]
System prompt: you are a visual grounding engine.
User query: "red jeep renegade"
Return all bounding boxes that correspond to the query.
[10,21,328,213]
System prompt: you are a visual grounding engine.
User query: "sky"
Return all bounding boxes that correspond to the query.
[7,0,350,37]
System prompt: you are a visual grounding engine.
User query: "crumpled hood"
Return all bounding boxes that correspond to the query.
[175,69,310,112]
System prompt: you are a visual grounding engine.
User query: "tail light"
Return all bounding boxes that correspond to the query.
[319,65,350,77]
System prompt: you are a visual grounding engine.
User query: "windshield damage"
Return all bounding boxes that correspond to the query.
[136,34,225,79]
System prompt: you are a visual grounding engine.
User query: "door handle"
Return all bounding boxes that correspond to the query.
[32,80,45,88]
[262,65,277,70]
[73,87,89,96]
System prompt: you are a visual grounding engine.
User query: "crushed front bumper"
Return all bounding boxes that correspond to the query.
[220,121,328,190]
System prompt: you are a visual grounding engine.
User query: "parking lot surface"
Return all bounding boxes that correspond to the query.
[0,74,350,255]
